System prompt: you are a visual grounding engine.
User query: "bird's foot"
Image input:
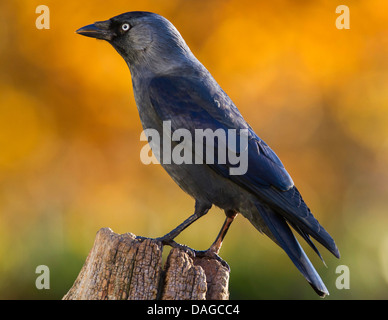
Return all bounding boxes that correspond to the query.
[154,235,195,258]
[135,235,149,242]
[136,234,193,254]
[193,249,230,272]
[135,235,229,270]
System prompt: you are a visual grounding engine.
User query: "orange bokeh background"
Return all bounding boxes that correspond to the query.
[1,0,388,299]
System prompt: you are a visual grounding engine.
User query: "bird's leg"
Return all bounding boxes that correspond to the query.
[154,201,211,246]
[208,211,238,254]
[195,210,238,271]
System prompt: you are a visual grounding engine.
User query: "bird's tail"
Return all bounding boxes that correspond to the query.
[252,201,329,297]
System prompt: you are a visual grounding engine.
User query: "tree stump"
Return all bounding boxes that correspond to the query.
[63,228,230,300]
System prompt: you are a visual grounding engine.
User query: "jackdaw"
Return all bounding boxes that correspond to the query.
[77,11,340,297]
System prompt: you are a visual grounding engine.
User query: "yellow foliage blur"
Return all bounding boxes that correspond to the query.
[1,0,388,299]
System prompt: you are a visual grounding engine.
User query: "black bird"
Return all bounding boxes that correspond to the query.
[77,11,340,297]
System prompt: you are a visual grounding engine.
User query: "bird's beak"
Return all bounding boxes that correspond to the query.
[76,20,115,41]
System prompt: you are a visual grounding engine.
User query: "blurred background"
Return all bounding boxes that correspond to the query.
[0,0,387,299]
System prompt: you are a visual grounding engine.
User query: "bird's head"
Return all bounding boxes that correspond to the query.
[76,11,194,72]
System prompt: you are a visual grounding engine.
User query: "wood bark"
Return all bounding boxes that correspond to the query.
[63,228,230,300]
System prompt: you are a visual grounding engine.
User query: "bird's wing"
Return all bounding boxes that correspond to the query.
[148,75,294,191]
[148,75,339,258]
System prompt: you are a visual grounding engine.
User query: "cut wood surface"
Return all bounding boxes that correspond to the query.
[63,228,230,300]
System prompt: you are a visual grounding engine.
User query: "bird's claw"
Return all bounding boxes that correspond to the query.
[155,236,196,258]
[193,249,230,272]
[135,235,149,242]
[135,236,229,270]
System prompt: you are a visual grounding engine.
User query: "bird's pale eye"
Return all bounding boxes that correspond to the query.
[121,23,130,32]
